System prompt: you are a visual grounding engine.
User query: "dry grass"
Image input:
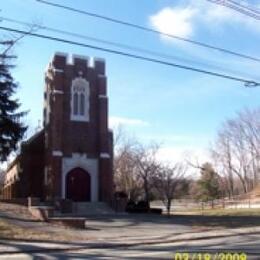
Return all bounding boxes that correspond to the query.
[0,202,91,242]
[0,219,87,242]
[0,219,47,240]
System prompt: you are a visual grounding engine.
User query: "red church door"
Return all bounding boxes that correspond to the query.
[66,168,91,202]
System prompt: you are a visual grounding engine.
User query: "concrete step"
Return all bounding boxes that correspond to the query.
[73,202,114,215]
[53,202,115,217]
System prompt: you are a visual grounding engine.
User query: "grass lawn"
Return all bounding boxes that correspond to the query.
[174,208,260,216]
[170,208,260,228]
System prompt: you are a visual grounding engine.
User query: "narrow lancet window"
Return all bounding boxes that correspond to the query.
[73,93,78,115]
[71,77,89,121]
[80,93,85,115]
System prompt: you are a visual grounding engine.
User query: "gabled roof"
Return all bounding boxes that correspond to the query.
[5,129,45,173]
[22,129,44,146]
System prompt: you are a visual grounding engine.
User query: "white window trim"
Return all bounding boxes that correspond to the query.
[70,77,90,122]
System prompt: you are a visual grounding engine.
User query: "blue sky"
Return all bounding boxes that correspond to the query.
[1,0,260,163]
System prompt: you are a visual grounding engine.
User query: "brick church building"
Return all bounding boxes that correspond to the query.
[2,53,114,204]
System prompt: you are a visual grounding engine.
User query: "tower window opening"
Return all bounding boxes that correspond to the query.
[71,77,90,121]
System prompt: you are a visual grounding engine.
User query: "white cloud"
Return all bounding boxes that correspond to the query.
[150,7,196,40]
[156,146,210,178]
[149,0,260,43]
[140,133,210,147]
[157,146,210,177]
[109,116,149,128]
[157,146,209,164]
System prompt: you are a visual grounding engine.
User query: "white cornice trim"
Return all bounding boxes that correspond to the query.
[53,68,64,73]
[52,89,64,95]
[52,151,63,157]
[100,153,110,159]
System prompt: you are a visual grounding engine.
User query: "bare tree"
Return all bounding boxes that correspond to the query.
[211,132,235,197]
[113,127,142,201]
[133,142,161,206]
[153,163,187,215]
[211,108,260,196]
[114,141,142,201]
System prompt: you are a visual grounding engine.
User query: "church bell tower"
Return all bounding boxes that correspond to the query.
[43,53,113,203]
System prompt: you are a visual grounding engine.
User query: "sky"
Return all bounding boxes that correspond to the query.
[1,0,260,165]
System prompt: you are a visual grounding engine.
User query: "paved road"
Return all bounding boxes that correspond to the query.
[1,203,260,259]
[1,222,260,259]
[1,233,260,259]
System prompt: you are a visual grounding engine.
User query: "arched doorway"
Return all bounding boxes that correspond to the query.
[66,167,91,201]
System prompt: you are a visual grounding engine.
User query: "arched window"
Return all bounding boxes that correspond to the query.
[71,77,90,121]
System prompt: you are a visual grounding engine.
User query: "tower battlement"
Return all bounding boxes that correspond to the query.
[46,52,105,76]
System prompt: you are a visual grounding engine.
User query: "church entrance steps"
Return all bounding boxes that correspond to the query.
[53,202,115,217]
[73,202,115,215]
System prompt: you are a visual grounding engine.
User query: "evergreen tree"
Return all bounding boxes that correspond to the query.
[196,162,220,208]
[0,49,27,162]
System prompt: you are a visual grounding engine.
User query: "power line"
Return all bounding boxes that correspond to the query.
[35,0,260,63]
[228,0,260,15]
[224,3,260,20]
[0,16,215,66]
[0,25,259,87]
[207,0,260,20]
[0,27,34,57]
[2,16,257,78]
